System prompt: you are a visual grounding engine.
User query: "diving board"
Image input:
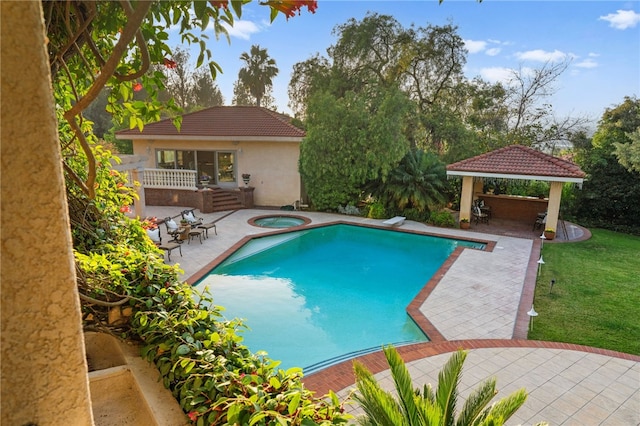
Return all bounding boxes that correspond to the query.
[382,216,406,227]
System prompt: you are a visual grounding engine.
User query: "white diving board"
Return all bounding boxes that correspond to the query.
[382,216,406,226]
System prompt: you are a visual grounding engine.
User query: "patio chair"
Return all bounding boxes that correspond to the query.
[181,209,216,238]
[533,212,547,231]
[146,227,182,261]
[164,217,182,242]
[181,209,203,226]
[473,206,489,225]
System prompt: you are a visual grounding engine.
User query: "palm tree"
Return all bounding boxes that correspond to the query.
[353,346,541,426]
[237,45,279,107]
[367,149,448,214]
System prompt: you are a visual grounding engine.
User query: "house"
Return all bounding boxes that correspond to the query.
[115,106,306,209]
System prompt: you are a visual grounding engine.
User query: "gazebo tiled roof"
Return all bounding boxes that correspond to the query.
[116,106,305,140]
[447,144,585,182]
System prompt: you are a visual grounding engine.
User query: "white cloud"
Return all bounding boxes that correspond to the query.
[515,49,569,62]
[480,66,537,85]
[479,67,514,84]
[599,9,640,30]
[464,39,487,54]
[575,58,598,69]
[588,52,600,58]
[222,20,261,40]
[486,47,501,56]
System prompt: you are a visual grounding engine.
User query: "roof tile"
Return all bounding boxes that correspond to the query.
[116,106,305,138]
[447,145,585,179]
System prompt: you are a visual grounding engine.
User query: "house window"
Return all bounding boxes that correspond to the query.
[156,150,176,169]
[155,149,237,186]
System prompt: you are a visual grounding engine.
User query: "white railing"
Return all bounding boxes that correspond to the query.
[143,168,197,190]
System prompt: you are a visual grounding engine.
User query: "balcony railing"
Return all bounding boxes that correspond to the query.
[143,168,197,190]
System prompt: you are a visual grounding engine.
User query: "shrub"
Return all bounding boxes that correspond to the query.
[428,210,456,228]
[403,208,430,223]
[337,204,361,216]
[365,202,386,219]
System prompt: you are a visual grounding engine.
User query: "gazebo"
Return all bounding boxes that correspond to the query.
[446,145,586,237]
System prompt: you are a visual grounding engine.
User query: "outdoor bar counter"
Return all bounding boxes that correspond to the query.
[477,193,549,223]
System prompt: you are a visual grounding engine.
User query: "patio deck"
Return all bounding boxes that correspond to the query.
[141,206,638,426]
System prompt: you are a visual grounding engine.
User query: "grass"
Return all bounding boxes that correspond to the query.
[529,228,640,355]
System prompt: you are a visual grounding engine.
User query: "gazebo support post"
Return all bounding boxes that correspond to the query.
[545,181,563,234]
[459,176,474,223]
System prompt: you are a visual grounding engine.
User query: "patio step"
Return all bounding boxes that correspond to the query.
[210,187,244,211]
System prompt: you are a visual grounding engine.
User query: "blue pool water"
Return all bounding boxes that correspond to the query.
[254,216,306,228]
[196,224,484,372]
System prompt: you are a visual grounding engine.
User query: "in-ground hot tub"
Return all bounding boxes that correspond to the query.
[248,215,311,228]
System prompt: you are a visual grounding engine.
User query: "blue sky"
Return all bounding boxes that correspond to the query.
[172,1,639,126]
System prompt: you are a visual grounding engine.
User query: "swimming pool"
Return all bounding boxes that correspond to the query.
[196,224,484,372]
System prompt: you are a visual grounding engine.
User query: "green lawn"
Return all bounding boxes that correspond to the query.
[529,229,640,355]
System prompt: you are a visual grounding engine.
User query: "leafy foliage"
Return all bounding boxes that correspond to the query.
[427,210,456,228]
[237,44,279,107]
[353,346,536,426]
[366,150,448,215]
[46,1,350,424]
[574,97,640,234]
[300,87,412,210]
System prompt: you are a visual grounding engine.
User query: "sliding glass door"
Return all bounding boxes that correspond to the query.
[154,149,237,187]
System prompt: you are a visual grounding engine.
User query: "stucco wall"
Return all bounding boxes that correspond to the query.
[133,138,301,207]
[1,2,94,425]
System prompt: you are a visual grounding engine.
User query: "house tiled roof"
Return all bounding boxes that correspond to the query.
[447,145,585,179]
[116,106,305,139]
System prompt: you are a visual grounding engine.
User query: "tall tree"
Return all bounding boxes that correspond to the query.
[192,67,224,108]
[237,44,279,107]
[300,86,412,210]
[165,47,194,109]
[232,80,277,110]
[575,97,640,233]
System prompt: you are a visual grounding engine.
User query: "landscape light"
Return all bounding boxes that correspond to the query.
[527,305,539,331]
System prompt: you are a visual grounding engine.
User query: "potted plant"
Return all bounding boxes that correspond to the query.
[460,218,470,229]
[242,173,251,186]
[544,228,556,240]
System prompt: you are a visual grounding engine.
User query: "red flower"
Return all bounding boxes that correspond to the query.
[119,205,131,213]
[163,58,177,69]
[187,411,198,422]
[209,0,228,9]
[133,82,142,92]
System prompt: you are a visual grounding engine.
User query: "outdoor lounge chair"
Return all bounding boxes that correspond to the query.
[181,209,203,226]
[164,217,182,242]
[533,212,547,231]
[473,206,489,224]
[146,228,182,261]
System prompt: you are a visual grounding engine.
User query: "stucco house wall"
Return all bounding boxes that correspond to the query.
[132,138,301,207]
[1,2,94,424]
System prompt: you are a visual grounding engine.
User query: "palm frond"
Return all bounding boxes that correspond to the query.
[479,388,528,425]
[384,346,422,425]
[353,361,407,426]
[435,349,467,426]
[455,377,497,426]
